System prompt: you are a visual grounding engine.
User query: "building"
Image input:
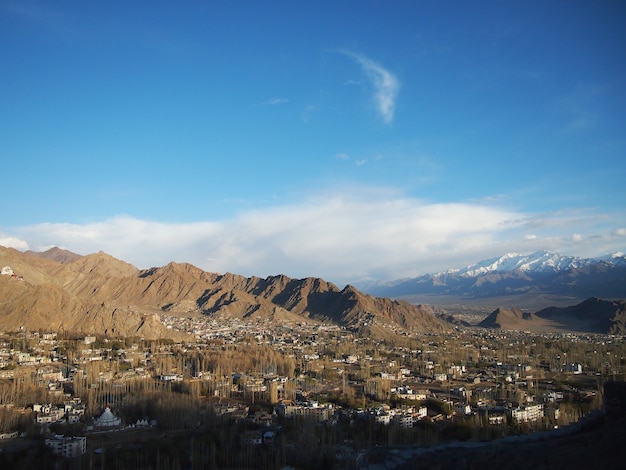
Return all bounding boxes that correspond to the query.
[373,411,391,425]
[393,413,413,428]
[93,407,122,427]
[276,401,333,422]
[83,336,96,345]
[33,404,65,424]
[510,403,544,423]
[1,266,14,276]
[414,406,428,420]
[563,363,583,374]
[45,435,87,457]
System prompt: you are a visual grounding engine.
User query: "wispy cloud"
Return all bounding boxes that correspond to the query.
[302,104,318,123]
[555,83,605,134]
[341,51,400,124]
[335,152,366,166]
[255,97,289,107]
[3,188,624,285]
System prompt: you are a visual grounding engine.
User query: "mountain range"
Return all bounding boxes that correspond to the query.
[0,245,449,340]
[1,245,625,339]
[357,250,626,303]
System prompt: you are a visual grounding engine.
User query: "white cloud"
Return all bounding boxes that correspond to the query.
[4,189,625,286]
[0,236,29,251]
[341,51,399,124]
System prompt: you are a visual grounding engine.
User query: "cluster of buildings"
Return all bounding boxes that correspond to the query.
[33,398,85,425]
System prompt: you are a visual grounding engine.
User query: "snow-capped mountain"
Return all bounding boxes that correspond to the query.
[358,251,626,301]
[451,250,612,277]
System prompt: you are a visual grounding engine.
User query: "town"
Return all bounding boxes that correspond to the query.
[0,311,623,469]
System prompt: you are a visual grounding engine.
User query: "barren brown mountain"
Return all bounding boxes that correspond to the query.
[0,245,451,339]
[25,246,82,264]
[478,298,626,334]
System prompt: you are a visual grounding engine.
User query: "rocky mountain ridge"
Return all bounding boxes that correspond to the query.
[0,245,450,339]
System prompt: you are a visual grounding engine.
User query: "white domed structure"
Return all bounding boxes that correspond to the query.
[94,407,121,427]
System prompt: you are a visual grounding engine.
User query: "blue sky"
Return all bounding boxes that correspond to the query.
[1,1,625,286]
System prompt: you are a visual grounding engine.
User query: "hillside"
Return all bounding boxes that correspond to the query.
[478,307,563,333]
[477,297,626,334]
[536,297,626,334]
[0,245,450,339]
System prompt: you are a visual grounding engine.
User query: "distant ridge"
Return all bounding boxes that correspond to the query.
[25,246,82,264]
[358,250,626,303]
[478,297,626,334]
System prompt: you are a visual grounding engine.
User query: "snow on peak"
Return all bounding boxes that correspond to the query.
[600,252,626,265]
[455,250,592,277]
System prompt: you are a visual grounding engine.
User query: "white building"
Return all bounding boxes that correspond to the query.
[510,403,544,423]
[83,336,96,345]
[373,412,391,425]
[45,435,87,457]
[393,413,413,428]
[93,407,122,427]
[34,404,65,424]
[1,266,13,276]
[414,406,428,420]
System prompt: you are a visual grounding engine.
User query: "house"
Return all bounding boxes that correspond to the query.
[1,266,14,276]
[563,363,583,374]
[34,404,65,424]
[83,336,96,345]
[159,373,183,382]
[45,435,87,457]
[413,406,428,420]
[510,403,544,423]
[373,411,391,425]
[392,413,413,428]
[488,413,506,425]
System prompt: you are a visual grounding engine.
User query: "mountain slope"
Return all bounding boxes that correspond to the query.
[478,307,559,332]
[477,298,626,334]
[0,275,184,339]
[536,297,626,334]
